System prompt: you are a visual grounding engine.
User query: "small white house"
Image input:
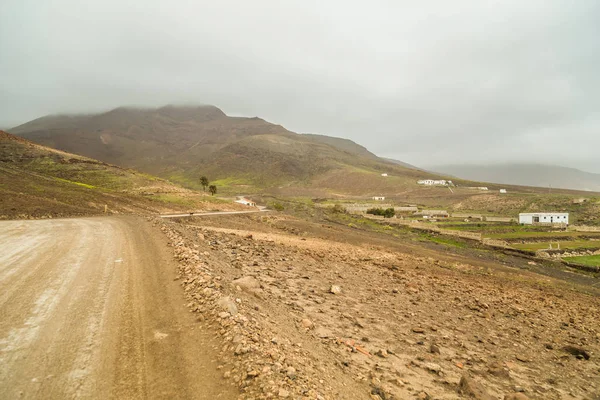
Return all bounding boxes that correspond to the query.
[418,179,451,186]
[519,212,569,225]
[499,189,507,194]
[381,173,388,177]
[372,196,385,201]
[235,197,256,206]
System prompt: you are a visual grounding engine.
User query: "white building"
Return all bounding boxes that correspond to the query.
[519,212,569,225]
[235,197,256,206]
[499,189,507,194]
[417,179,451,186]
[372,196,385,201]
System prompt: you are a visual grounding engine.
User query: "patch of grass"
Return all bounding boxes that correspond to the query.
[563,255,600,267]
[488,231,600,240]
[513,240,600,251]
[417,233,467,248]
[54,177,96,189]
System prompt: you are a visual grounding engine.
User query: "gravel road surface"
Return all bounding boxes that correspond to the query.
[0,217,235,399]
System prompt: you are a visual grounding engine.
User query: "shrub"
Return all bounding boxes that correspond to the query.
[269,202,284,211]
[366,207,395,218]
[331,204,346,213]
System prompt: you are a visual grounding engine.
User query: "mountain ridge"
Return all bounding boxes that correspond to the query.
[11,105,443,194]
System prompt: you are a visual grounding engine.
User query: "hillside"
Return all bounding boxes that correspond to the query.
[432,163,600,192]
[10,106,445,194]
[0,130,240,219]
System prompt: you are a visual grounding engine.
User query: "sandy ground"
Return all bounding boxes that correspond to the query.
[158,213,600,400]
[0,217,237,399]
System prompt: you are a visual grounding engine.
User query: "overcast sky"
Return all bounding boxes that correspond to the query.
[1,1,599,172]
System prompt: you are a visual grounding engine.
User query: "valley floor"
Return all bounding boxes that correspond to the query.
[161,213,600,400]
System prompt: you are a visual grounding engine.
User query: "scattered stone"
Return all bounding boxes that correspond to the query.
[458,375,494,400]
[286,366,296,380]
[301,319,314,330]
[330,285,342,295]
[562,345,591,360]
[424,363,442,374]
[430,344,440,354]
[487,362,510,379]
[314,327,334,339]
[375,349,388,358]
[412,327,425,334]
[416,392,431,400]
[216,297,238,315]
[232,276,261,294]
[504,394,530,400]
[278,388,290,398]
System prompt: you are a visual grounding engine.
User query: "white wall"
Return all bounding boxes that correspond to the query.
[519,213,569,225]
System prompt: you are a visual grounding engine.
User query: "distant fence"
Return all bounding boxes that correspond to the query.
[485,216,517,223]
[452,213,483,219]
[482,238,512,248]
[570,225,600,232]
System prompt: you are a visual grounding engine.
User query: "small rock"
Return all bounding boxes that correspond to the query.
[504,394,530,400]
[301,319,314,330]
[217,297,238,315]
[412,327,425,334]
[458,375,494,400]
[424,363,442,374]
[232,276,261,294]
[375,349,388,358]
[247,370,260,378]
[562,345,591,360]
[286,366,296,379]
[278,388,290,398]
[430,344,440,354]
[487,362,510,379]
[330,285,342,294]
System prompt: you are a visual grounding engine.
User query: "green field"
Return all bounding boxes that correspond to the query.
[487,231,600,240]
[562,255,600,267]
[513,240,600,251]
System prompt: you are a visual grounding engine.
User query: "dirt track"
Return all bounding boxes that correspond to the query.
[0,217,236,399]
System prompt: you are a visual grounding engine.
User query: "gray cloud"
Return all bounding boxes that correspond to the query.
[1,0,599,171]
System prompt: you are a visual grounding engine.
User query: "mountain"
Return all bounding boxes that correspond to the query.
[301,133,378,159]
[430,163,600,192]
[382,157,422,170]
[0,130,233,219]
[10,105,443,194]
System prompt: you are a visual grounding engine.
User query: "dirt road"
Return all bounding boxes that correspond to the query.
[0,217,236,400]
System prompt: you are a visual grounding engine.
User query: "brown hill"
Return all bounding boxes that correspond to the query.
[10,105,444,194]
[0,130,239,219]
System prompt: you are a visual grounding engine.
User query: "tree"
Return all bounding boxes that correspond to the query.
[208,185,217,196]
[200,176,209,192]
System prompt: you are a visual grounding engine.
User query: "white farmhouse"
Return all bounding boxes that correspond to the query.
[417,179,451,186]
[519,212,569,225]
[381,173,388,177]
[372,196,385,201]
[235,197,256,206]
[499,189,507,194]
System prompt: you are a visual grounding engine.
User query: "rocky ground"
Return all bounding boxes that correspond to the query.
[156,213,600,400]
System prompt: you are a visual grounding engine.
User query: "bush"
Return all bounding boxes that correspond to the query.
[366,207,395,218]
[269,201,284,211]
[330,204,346,214]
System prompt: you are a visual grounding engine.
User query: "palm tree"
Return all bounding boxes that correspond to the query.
[208,185,217,196]
[200,176,209,192]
